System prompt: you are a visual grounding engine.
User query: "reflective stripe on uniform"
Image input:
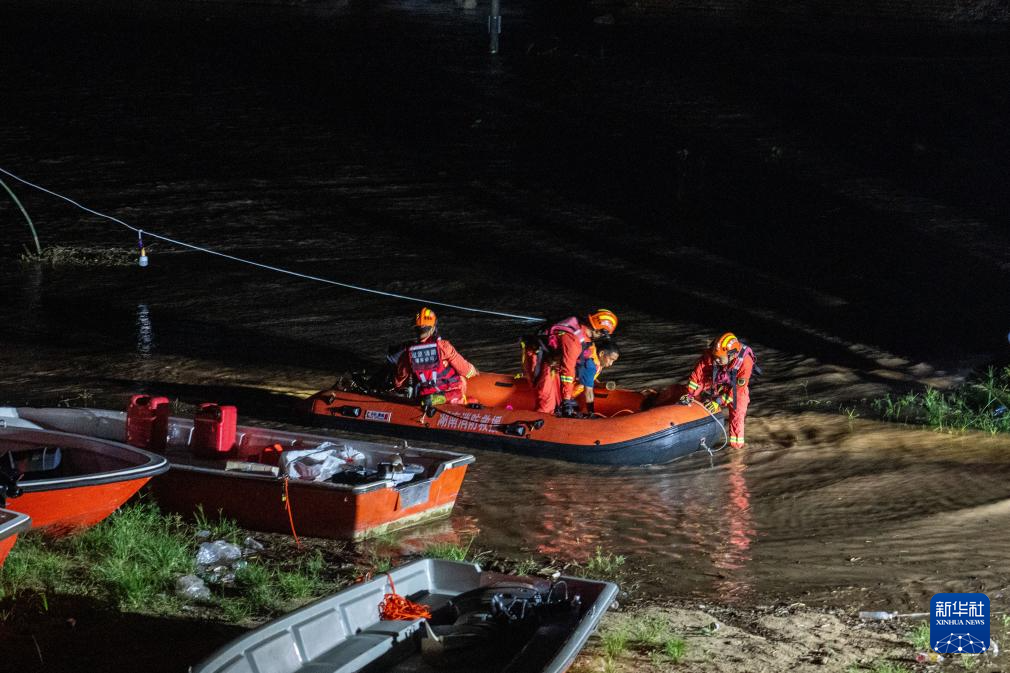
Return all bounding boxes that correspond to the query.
[688,381,700,390]
[559,375,574,383]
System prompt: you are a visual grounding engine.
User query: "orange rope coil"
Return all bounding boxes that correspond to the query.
[379,573,431,620]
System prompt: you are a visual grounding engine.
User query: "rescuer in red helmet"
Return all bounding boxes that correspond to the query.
[680,332,757,449]
[522,309,618,417]
[394,307,478,406]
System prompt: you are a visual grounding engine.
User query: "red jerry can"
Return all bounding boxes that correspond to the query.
[125,395,170,452]
[191,403,238,459]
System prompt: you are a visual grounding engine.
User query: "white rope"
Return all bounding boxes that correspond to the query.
[691,398,729,451]
[0,165,543,322]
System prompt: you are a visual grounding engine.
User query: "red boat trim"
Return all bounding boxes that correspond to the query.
[1,428,169,493]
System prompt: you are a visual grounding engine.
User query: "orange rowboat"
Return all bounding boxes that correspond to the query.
[2,407,474,541]
[0,508,31,567]
[307,373,725,466]
[0,424,168,535]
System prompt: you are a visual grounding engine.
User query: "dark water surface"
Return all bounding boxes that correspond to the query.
[3,0,1010,612]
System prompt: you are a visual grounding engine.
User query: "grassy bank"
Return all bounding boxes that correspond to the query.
[872,366,1010,435]
[0,501,344,624]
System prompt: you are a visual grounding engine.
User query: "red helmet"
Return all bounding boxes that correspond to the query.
[711,332,740,358]
[587,309,618,335]
[414,307,437,328]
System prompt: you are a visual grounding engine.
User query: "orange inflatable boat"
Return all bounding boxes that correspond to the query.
[307,373,725,466]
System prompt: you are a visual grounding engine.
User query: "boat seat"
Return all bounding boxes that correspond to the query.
[305,633,391,673]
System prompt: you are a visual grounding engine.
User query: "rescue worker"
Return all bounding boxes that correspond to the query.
[394,307,478,406]
[572,340,620,417]
[680,332,756,449]
[525,309,618,416]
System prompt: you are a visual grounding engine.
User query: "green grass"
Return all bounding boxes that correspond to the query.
[422,536,476,562]
[601,629,629,658]
[0,502,338,622]
[193,505,245,545]
[582,546,626,580]
[0,502,194,608]
[594,613,687,668]
[509,558,540,576]
[0,532,73,599]
[872,366,1010,435]
[907,621,931,650]
[869,663,911,673]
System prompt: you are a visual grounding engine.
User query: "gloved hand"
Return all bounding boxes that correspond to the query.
[679,394,694,406]
[560,399,579,418]
[703,400,721,414]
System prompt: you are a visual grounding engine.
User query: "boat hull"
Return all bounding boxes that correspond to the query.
[0,426,169,535]
[192,559,619,673]
[307,373,725,465]
[2,407,475,541]
[150,461,469,540]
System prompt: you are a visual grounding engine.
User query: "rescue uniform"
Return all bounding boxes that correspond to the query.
[686,346,755,448]
[531,319,595,414]
[395,336,476,405]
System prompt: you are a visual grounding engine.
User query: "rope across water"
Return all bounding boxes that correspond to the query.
[0,166,542,322]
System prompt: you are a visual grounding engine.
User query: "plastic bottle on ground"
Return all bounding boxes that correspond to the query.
[858,611,896,621]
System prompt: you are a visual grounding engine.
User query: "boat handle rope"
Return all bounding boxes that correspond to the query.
[0,165,543,322]
[691,398,729,454]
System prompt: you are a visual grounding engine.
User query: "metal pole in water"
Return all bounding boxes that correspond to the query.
[488,0,501,54]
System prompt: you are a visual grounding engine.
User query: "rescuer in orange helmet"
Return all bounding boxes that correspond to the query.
[680,332,757,449]
[394,307,478,406]
[522,309,618,416]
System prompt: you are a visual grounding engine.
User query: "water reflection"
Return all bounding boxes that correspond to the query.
[455,450,760,599]
[136,303,154,356]
[709,449,756,602]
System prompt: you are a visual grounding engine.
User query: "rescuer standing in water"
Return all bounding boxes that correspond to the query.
[680,332,756,448]
[395,307,478,406]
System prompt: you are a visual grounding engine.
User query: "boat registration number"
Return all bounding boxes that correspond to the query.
[365,410,393,423]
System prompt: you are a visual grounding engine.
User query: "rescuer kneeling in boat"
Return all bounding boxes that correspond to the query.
[572,339,620,417]
[523,309,618,417]
[394,307,478,407]
[680,332,756,449]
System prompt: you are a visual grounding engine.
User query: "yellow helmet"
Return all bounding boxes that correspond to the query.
[588,309,618,335]
[414,307,438,328]
[711,332,740,358]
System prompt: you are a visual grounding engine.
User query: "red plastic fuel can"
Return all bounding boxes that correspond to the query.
[125,395,170,452]
[191,403,238,458]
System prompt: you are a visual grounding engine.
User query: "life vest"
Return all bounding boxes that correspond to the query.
[408,340,462,397]
[527,317,593,379]
[543,316,582,351]
[712,345,757,407]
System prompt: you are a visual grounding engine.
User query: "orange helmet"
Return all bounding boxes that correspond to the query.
[414,307,438,328]
[711,332,740,358]
[588,309,618,334]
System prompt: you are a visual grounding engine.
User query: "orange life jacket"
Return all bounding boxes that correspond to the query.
[408,340,463,397]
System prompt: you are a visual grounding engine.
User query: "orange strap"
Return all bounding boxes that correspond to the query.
[378,573,431,620]
[282,476,302,548]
